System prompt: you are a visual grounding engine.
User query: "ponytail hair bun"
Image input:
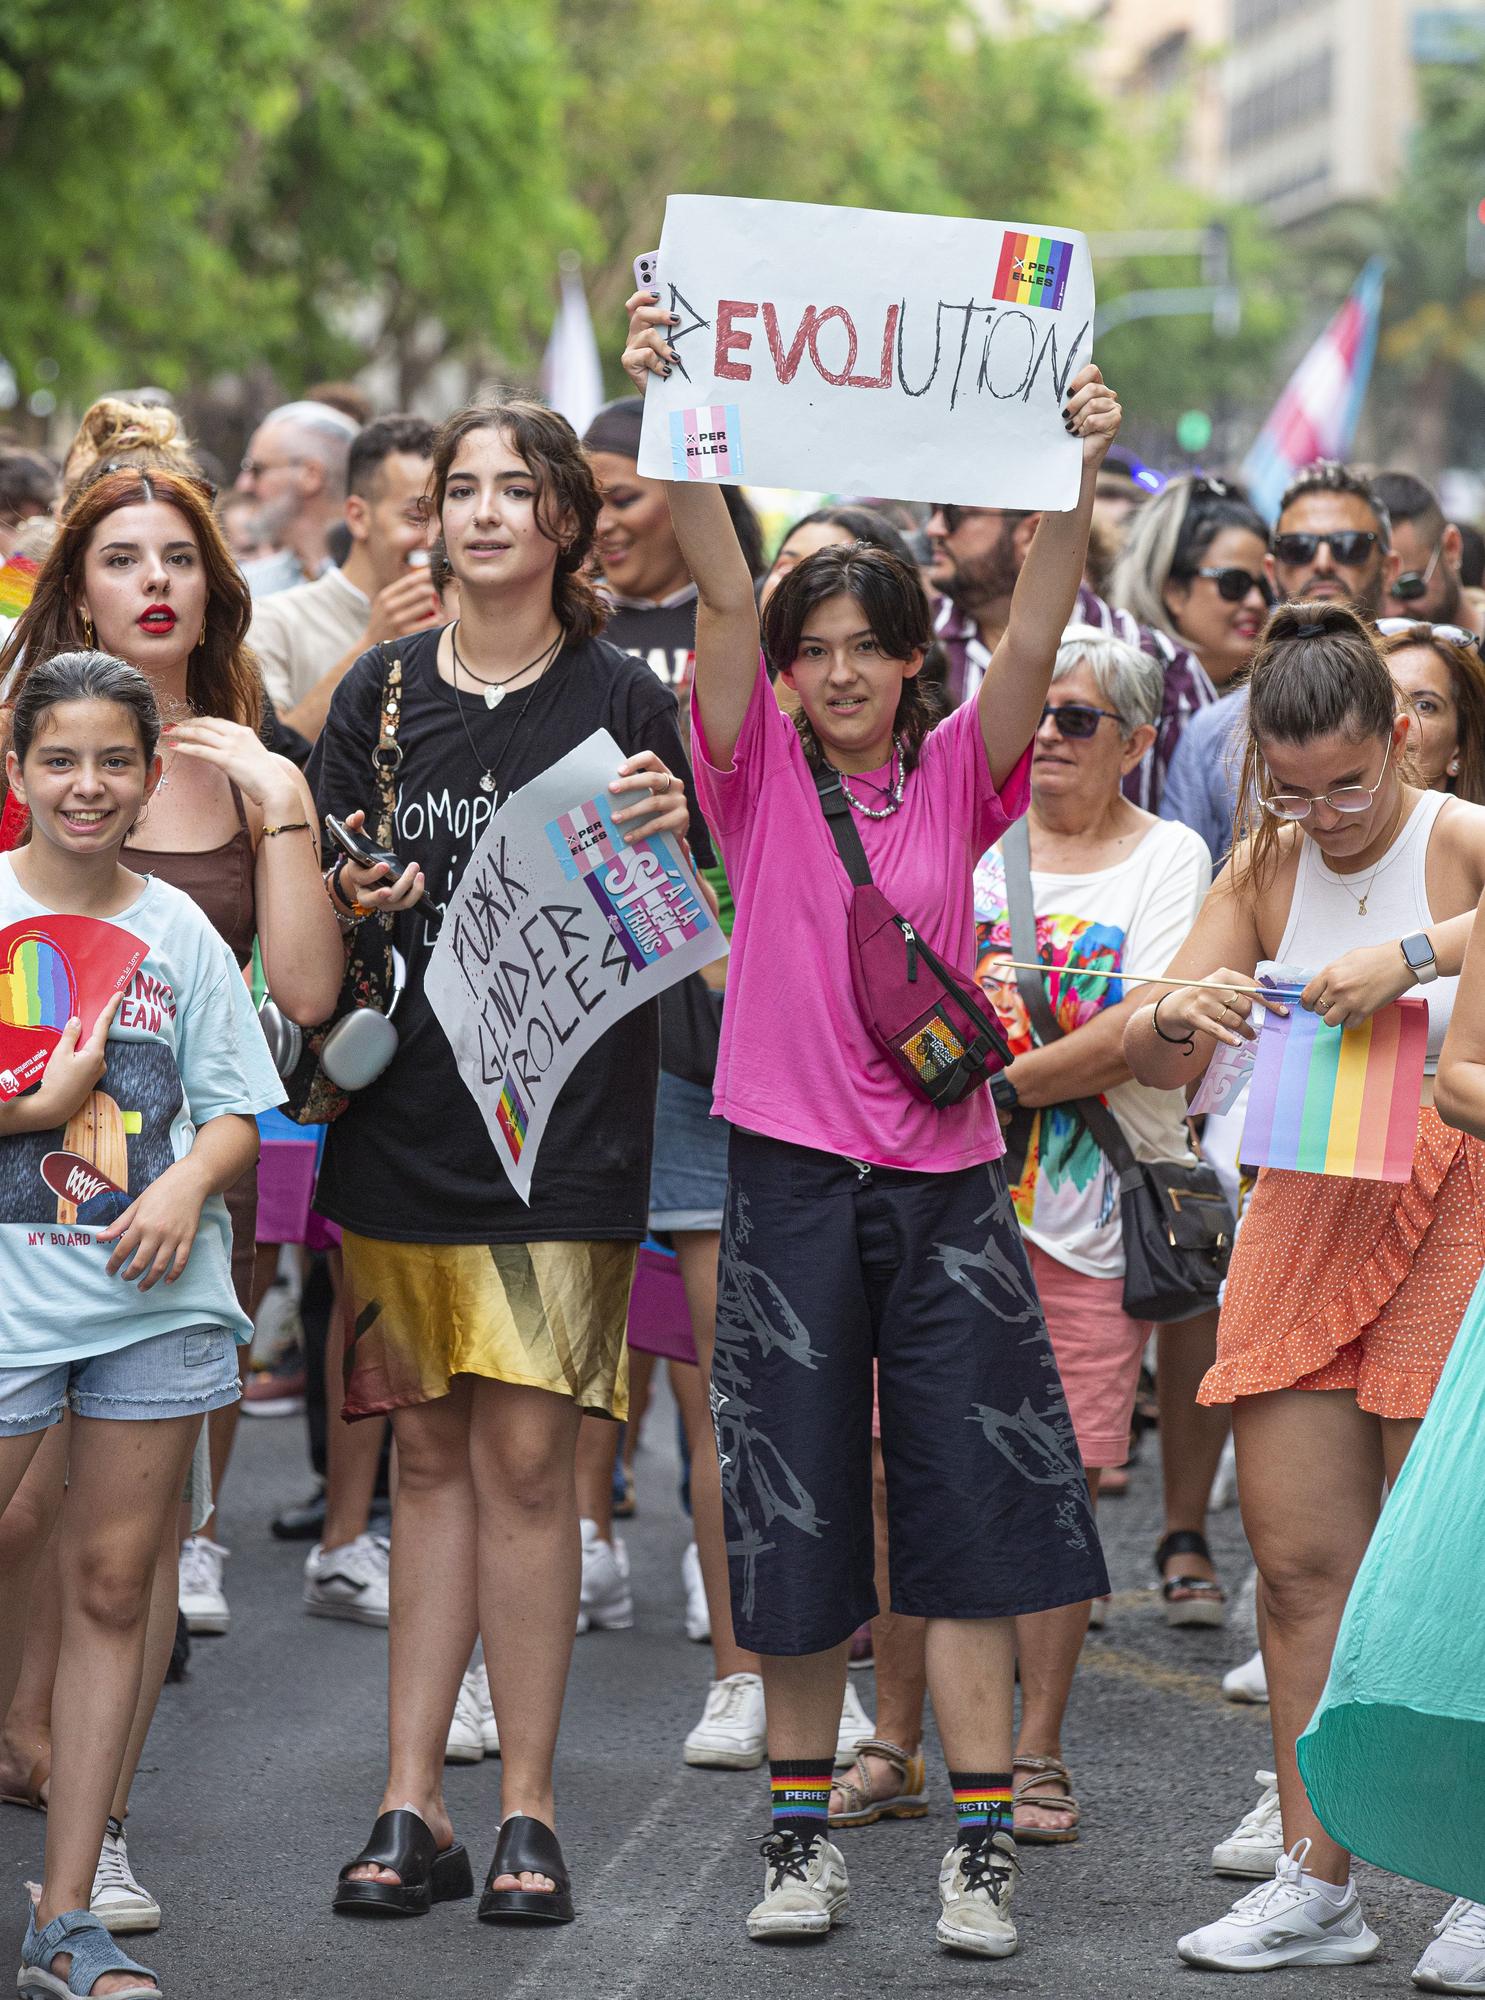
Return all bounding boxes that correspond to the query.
[62,398,196,500]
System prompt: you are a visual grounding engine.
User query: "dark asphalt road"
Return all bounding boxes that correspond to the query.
[1,1395,1443,1999]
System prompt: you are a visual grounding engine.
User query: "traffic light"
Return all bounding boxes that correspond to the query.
[1469,195,1485,281]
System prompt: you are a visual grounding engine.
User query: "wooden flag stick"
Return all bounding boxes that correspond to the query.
[979,959,1301,1001]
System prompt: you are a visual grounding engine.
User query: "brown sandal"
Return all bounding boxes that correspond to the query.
[828,1737,930,1828]
[1013,1754,1081,1845]
[0,1751,50,1814]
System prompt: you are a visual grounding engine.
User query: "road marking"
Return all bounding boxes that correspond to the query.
[1081,1642,1260,1714]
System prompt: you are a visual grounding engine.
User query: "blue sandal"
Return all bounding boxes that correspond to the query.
[18,1902,158,1998]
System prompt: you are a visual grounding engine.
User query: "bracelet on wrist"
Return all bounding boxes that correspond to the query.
[1152,990,1196,1053]
[262,819,311,839]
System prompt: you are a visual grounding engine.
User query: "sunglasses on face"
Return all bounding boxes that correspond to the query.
[1389,541,1442,603]
[1193,565,1275,605]
[1271,530,1379,569]
[1038,702,1123,740]
[935,504,996,533]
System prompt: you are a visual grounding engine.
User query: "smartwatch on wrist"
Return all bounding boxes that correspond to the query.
[991,1074,1020,1115]
[1400,932,1439,985]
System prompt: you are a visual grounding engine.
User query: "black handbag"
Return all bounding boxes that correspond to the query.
[1001,819,1234,1322]
[276,642,405,1126]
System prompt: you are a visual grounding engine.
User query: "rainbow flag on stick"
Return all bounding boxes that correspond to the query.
[1242,997,1426,1182]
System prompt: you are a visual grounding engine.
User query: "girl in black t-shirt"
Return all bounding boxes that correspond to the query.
[317,398,694,1927]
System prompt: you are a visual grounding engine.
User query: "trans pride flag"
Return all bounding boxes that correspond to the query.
[1242,258,1386,522]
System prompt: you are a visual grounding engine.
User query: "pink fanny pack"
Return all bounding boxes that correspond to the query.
[814,765,1011,1108]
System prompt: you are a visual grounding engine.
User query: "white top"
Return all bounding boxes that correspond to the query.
[247,563,369,712]
[974,817,1212,1279]
[1275,788,1457,1072]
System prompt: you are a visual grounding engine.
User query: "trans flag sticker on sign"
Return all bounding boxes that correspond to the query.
[669,406,743,481]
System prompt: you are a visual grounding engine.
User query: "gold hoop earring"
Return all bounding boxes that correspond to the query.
[197,624,207,650]
[81,609,95,648]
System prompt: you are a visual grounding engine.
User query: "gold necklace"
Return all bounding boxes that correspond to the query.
[1322,790,1405,917]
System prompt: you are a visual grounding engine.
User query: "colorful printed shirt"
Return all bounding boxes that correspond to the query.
[935,586,1218,814]
[0,859,284,1364]
[973,818,1210,1278]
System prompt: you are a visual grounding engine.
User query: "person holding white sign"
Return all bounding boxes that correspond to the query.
[310,396,703,1931]
[623,291,1120,1961]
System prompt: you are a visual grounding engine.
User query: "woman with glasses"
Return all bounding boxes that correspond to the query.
[1111,475,1272,693]
[1123,600,1485,1975]
[1377,620,1485,803]
[972,627,1210,1841]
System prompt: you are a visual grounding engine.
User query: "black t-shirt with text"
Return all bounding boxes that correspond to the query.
[603,597,697,693]
[306,625,710,1245]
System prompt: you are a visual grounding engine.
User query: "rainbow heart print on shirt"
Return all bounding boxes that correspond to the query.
[993,231,1073,312]
[0,917,148,1098]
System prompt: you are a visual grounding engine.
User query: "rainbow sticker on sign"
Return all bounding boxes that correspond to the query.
[1241,997,1427,1183]
[669,406,743,482]
[496,1078,528,1160]
[0,933,77,1034]
[993,232,1073,313]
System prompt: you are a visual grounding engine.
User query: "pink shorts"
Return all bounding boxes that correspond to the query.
[1024,1242,1151,1469]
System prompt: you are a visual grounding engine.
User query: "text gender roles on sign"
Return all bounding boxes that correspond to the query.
[424,731,727,1203]
[636,194,1095,511]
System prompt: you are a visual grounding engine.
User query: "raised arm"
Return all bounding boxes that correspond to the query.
[621,292,759,766]
[978,365,1121,786]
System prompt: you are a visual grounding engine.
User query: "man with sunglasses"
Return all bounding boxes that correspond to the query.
[926,503,1216,814]
[1374,470,1480,635]
[1161,462,1397,861]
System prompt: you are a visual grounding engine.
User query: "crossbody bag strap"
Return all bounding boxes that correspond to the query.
[370,640,405,849]
[1000,817,1139,1183]
[812,763,873,889]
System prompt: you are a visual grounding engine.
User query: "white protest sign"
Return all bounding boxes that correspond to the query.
[425,731,727,1203]
[636,194,1094,511]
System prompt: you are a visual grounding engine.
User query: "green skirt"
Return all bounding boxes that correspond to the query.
[1298,1264,1485,1901]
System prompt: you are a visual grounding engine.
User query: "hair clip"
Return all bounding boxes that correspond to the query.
[1295,621,1326,637]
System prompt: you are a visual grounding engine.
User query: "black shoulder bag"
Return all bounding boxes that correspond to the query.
[1000,818,1234,1322]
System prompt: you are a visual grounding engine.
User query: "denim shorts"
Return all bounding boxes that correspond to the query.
[649,1071,729,1234]
[0,1325,243,1436]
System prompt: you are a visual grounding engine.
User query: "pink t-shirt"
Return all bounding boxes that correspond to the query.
[693,665,1031,1172]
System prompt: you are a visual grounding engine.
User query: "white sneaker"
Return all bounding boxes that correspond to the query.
[834,1678,873,1768]
[1212,1770,1283,1878]
[1222,1648,1269,1705]
[746,1830,849,1939]
[303,1532,390,1626]
[1414,1899,1485,1993]
[936,1832,1019,1959]
[681,1541,710,1642]
[684,1672,766,1769]
[91,1818,161,1934]
[1178,1840,1380,1971]
[446,1662,499,1763]
[577,1519,633,1633]
[178,1536,229,1635]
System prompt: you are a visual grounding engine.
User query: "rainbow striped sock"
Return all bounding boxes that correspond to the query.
[769,1758,833,1840]
[950,1769,1013,1842]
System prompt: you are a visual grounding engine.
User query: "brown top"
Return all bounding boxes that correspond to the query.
[123,780,257,969]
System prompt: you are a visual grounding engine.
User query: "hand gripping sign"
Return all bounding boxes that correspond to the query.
[635,194,1095,512]
[425,731,727,1203]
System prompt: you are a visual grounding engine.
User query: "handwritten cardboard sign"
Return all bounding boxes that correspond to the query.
[424,731,728,1203]
[635,194,1095,511]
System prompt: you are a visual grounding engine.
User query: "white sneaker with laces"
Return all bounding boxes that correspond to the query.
[446,1667,488,1764]
[1222,1648,1270,1705]
[91,1818,161,1934]
[936,1832,1019,1959]
[681,1541,710,1642]
[577,1518,633,1633]
[747,1830,849,1939]
[1414,1899,1485,1994]
[1212,1770,1283,1877]
[683,1672,766,1769]
[834,1679,873,1768]
[178,1535,229,1636]
[1178,1840,1380,1971]
[303,1532,390,1625]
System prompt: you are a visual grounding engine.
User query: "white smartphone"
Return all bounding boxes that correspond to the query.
[633,250,659,295]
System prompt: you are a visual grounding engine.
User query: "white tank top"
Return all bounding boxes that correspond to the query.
[1275,788,1456,1072]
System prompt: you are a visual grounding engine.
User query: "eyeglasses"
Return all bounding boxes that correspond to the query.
[1193,565,1274,605]
[935,504,995,532]
[1390,541,1442,603]
[1260,742,1391,820]
[1271,530,1380,569]
[1376,617,1483,657]
[1039,702,1123,740]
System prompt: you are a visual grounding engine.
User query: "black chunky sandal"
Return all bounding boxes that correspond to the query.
[478,1814,574,1925]
[1155,1530,1227,1629]
[333,1808,474,1917]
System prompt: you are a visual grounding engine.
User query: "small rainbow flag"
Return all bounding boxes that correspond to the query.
[0,933,77,1032]
[1242,997,1427,1182]
[993,232,1073,312]
[0,555,39,621]
[495,1077,528,1160]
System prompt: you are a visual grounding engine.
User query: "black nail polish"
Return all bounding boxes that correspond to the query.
[662,365,673,378]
